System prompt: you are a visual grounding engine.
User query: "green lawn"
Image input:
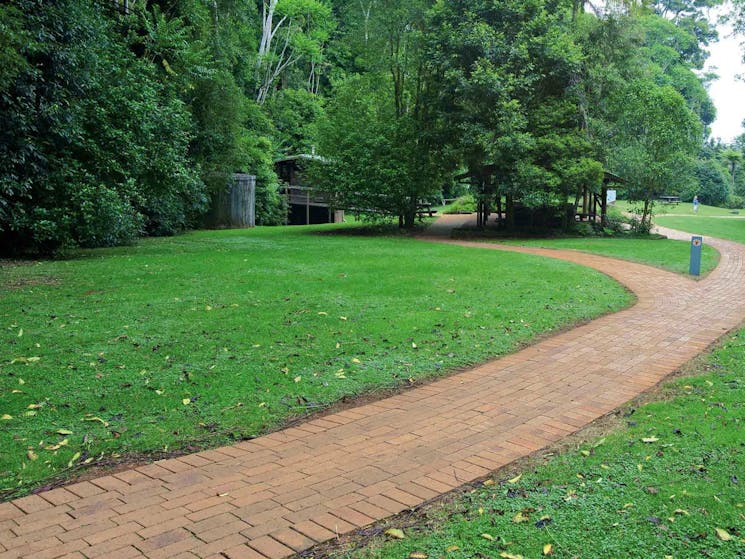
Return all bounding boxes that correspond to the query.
[345,330,745,559]
[614,200,742,217]
[501,237,719,276]
[656,215,745,245]
[0,224,633,498]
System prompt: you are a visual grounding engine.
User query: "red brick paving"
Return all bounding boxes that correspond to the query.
[3,217,744,558]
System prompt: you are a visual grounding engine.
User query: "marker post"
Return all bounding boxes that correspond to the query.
[689,236,703,276]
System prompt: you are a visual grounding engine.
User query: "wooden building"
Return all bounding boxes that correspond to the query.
[275,154,344,225]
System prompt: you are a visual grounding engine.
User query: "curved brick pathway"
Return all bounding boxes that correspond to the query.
[2,217,745,559]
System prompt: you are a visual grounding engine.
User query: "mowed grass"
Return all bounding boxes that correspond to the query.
[0,225,633,497]
[344,330,745,559]
[501,237,719,276]
[656,215,745,245]
[615,200,742,217]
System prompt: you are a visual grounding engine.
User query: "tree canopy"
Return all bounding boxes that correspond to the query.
[0,0,735,254]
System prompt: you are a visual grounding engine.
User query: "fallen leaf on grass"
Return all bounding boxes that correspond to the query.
[56,429,73,435]
[512,512,529,523]
[409,553,428,559]
[642,437,659,443]
[543,543,553,555]
[68,452,81,467]
[446,546,460,552]
[26,450,38,461]
[483,479,495,486]
[499,553,523,559]
[481,533,494,541]
[715,528,732,541]
[81,416,109,427]
[182,399,191,405]
[1,414,12,420]
[294,376,302,383]
[385,528,405,539]
[507,474,522,484]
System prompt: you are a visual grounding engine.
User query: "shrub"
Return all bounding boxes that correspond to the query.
[443,194,477,214]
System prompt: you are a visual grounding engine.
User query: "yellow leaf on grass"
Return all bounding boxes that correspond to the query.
[478,507,484,516]
[182,399,191,405]
[68,451,81,467]
[499,553,524,559]
[27,450,38,461]
[512,512,529,523]
[543,543,554,555]
[294,376,302,383]
[642,437,659,443]
[409,553,428,559]
[17,329,23,337]
[412,342,417,349]
[18,378,25,385]
[27,403,42,410]
[82,416,109,427]
[385,528,405,539]
[446,546,460,553]
[483,479,495,486]
[507,474,522,484]
[56,429,73,435]
[715,528,732,541]
[351,358,361,364]
[318,311,327,316]
[674,509,689,516]
[339,316,348,321]
[1,414,12,420]
[481,533,494,541]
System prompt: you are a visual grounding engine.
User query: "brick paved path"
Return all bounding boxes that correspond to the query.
[2,217,745,559]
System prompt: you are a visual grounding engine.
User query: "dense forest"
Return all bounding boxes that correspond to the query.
[0,0,744,254]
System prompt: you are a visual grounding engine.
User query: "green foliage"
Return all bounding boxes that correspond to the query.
[681,158,730,205]
[316,75,445,226]
[0,0,206,254]
[610,80,701,225]
[265,88,325,155]
[443,195,477,214]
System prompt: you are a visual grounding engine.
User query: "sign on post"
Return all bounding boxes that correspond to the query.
[689,236,703,276]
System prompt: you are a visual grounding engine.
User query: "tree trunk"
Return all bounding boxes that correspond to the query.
[505,194,514,232]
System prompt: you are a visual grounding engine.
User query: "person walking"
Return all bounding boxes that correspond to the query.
[693,195,699,213]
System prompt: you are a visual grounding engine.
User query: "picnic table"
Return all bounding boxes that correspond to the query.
[658,195,680,204]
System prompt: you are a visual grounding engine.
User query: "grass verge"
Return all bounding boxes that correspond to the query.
[656,216,745,245]
[0,224,632,498]
[615,200,742,217]
[337,329,745,559]
[499,237,719,277]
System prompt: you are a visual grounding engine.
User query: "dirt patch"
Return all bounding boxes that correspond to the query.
[1,260,60,289]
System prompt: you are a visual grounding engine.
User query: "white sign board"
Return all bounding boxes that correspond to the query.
[606,189,617,204]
